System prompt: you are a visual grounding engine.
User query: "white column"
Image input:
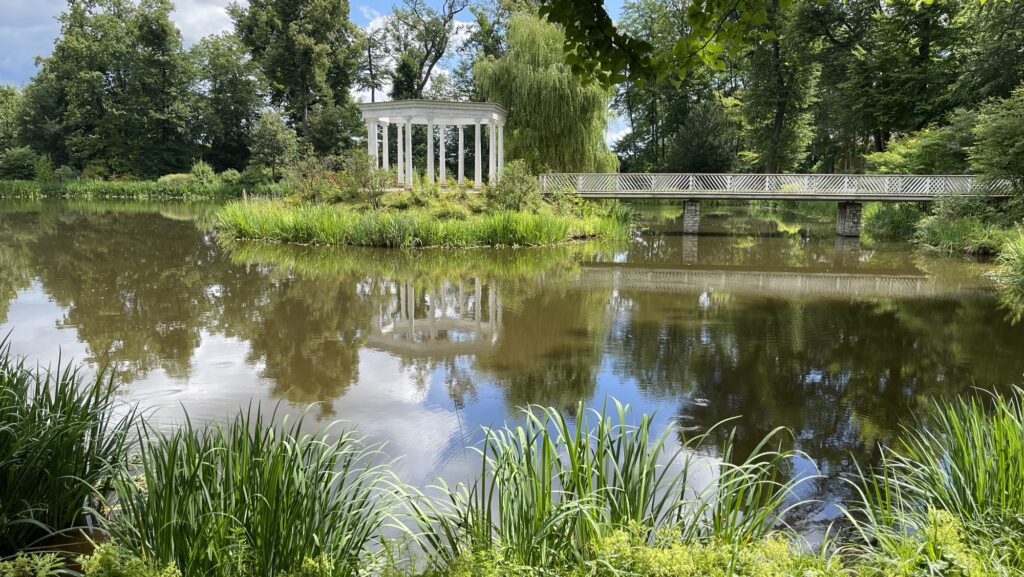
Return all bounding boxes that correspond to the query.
[488,120,496,184]
[382,122,389,171]
[427,120,435,184]
[497,122,504,180]
[404,117,413,189]
[367,120,378,167]
[457,125,464,186]
[396,124,404,185]
[439,124,446,184]
[474,121,482,189]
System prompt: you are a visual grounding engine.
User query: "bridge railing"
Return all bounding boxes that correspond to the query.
[539,173,1014,198]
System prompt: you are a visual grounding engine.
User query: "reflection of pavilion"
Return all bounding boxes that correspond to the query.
[366,278,502,357]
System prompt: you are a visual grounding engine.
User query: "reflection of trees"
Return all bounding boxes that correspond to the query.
[605,291,1024,471]
[24,211,216,380]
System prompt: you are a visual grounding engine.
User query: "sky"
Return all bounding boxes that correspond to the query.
[0,0,628,139]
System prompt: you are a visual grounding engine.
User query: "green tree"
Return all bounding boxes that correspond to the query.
[971,88,1024,192]
[19,0,195,177]
[192,34,266,171]
[866,109,977,175]
[230,0,362,144]
[0,147,39,180]
[739,0,818,173]
[474,14,617,173]
[0,86,21,151]
[389,53,421,100]
[250,111,299,179]
[384,0,470,96]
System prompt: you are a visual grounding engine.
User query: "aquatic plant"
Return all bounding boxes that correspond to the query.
[405,402,804,572]
[863,202,926,241]
[914,214,1008,256]
[992,229,1024,286]
[0,338,136,555]
[102,409,394,577]
[215,201,629,248]
[845,387,1024,573]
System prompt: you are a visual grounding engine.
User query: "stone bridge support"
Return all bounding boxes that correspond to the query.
[836,201,862,237]
[682,200,700,235]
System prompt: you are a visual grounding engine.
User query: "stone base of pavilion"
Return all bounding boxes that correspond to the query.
[360,100,508,190]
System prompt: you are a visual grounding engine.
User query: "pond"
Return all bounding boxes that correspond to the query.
[2,200,1023,535]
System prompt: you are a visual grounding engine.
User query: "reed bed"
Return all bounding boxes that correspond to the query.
[0,339,135,555]
[845,387,1024,574]
[0,179,286,201]
[216,200,629,247]
[102,409,394,577]
[405,402,804,573]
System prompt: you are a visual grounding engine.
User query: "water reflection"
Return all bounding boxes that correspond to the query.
[2,201,1024,513]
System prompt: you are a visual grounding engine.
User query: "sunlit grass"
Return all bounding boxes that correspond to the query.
[0,338,136,555]
[405,401,806,573]
[102,408,394,577]
[216,200,630,248]
[844,387,1024,574]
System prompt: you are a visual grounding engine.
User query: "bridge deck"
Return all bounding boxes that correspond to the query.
[541,173,1012,201]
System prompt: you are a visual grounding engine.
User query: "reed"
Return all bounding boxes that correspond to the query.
[101,408,394,577]
[845,387,1024,573]
[405,401,805,572]
[992,229,1024,286]
[0,338,135,555]
[215,201,629,248]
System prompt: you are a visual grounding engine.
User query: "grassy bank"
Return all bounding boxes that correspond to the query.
[2,342,1024,576]
[0,178,286,201]
[216,200,631,248]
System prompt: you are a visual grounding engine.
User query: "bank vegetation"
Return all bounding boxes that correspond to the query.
[2,339,1023,576]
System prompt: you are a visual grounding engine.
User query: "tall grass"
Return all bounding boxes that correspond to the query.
[0,338,135,555]
[863,202,926,241]
[0,179,286,201]
[216,201,629,248]
[845,387,1024,573]
[992,229,1024,286]
[405,402,804,572]
[102,408,394,577]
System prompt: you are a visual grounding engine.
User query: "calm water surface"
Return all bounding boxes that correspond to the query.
[2,200,1023,531]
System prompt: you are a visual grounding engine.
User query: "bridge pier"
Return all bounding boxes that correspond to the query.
[836,201,862,237]
[682,200,700,234]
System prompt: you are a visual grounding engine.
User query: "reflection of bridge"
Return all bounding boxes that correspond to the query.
[577,264,992,300]
[540,173,1013,236]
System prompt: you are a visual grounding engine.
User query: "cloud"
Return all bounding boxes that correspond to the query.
[172,0,237,46]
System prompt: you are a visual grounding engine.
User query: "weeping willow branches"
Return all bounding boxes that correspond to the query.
[474,14,618,173]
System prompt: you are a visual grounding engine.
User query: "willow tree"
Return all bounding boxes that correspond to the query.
[474,14,617,173]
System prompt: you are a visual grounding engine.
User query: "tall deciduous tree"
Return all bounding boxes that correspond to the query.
[385,0,470,97]
[474,14,617,173]
[192,34,266,171]
[250,111,299,179]
[0,86,21,152]
[230,0,362,146]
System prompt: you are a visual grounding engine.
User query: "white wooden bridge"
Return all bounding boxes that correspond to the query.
[539,173,1013,236]
[540,173,1011,201]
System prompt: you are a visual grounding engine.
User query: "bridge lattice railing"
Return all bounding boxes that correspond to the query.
[539,173,1015,197]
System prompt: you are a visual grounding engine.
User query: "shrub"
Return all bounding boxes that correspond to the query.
[155,173,194,187]
[972,87,1024,193]
[863,202,926,241]
[189,160,217,186]
[52,165,79,182]
[288,156,345,203]
[78,545,180,577]
[239,165,272,187]
[0,147,38,180]
[343,150,391,209]
[219,168,241,185]
[103,409,393,577]
[484,160,540,211]
[33,155,54,183]
[0,339,136,554]
[430,202,470,221]
[0,553,64,577]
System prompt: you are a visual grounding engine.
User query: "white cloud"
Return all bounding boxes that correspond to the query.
[172,0,237,46]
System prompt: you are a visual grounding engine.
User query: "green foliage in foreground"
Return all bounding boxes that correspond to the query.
[407,403,801,573]
[102,410,393,577]
[846,387,1024,575]
[992,229,1024,287]
[0,339,135,555]
[216,201,630,248]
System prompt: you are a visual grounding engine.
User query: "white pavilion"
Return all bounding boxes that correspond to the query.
[358,100,508,189]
